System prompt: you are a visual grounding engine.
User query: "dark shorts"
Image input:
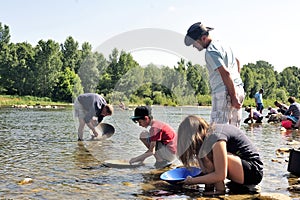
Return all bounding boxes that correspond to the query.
[241,160,263,185]
[256,103,264,112]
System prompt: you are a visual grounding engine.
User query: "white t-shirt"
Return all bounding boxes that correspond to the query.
[205,40,243,94]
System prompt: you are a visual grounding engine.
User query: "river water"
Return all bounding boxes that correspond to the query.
[0,106,299,199]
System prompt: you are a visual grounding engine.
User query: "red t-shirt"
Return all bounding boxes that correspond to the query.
[149,120,177,154]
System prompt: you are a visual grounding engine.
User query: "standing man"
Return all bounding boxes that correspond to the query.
[184,22,245,127]
[74,93,113,141]
[254,88,264,114]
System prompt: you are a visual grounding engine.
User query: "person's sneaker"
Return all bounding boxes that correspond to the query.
[154,160,172,169]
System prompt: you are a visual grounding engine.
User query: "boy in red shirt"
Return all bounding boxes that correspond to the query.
[129,106,177,168]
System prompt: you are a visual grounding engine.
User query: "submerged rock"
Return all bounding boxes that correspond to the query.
[18,178,33,185]
[257,192,291,200]
[288,184,300,192]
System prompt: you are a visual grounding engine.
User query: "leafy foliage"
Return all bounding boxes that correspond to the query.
[0,22,299,106]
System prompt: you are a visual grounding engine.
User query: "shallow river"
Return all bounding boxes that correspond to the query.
[0,106,299,199]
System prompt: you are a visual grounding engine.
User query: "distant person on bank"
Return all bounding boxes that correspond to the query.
[74,93,113,141]
[254,88,264,114]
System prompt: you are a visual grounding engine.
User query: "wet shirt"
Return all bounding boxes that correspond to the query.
[205,40,243,94]
[253,110,263,120]
[199,124,263,171]
[268,108,278,114]
[149,120,177,154]
[285,102,300,119]
[278,104,288,114]
[77,93,107,123]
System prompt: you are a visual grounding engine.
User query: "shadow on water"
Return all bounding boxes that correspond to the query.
[0,106,300,199]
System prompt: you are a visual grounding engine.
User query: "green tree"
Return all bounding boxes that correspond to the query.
[78,54,99,93]
[0,23,11,93]
[61,36,80,72]
[278,66,300,98]
[113,65,144,99]
[186,62,209,95]
[33,39,62,98]
[10,42,35,95]
[197,64,210,95]
[241,60,276,99]
[94,52,108,74]
[97,48,118,94]
[98,49,138,96]
[0,22,10,46]
[240,66,254,97]
[77,42,99,93]
[173,59,188,95]
[186,61,200,94]
[52,67,83,102]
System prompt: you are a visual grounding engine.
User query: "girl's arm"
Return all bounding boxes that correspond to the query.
[184,141,227,185]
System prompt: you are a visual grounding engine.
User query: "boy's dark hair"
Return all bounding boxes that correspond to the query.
[288,96,296,104]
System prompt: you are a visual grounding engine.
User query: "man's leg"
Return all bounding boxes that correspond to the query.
[78,118,85,141]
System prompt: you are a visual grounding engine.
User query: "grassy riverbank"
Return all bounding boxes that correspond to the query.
[0,94,280,109]
[0,95,71,107]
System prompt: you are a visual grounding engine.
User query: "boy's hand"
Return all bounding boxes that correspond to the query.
[92,119,98,127]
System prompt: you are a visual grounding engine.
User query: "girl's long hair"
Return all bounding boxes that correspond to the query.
[177,115,209,167]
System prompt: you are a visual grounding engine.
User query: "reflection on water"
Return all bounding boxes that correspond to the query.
[0,106,299,199]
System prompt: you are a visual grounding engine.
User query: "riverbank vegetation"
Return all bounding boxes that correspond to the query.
[0,95,71,107]
[1,22,299,107]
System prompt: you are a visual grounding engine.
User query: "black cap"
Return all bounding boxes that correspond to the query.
[184,22,214,46]
[130,106,151,121]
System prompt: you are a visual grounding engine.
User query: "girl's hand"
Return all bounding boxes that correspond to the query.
[183,176,193,185]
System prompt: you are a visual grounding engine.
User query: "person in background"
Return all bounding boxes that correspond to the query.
[177,115,263,194]
[129,106,177,168]
[266,106,281,123]
[281,96,300,124]
[294,117,300,129]
[267,106,278,116]
[254,88,264,114]
[184,21,245,127]
[74,93,113,141]
[274,100,288,114]
[119,99,127,110]
[244,106,263,124]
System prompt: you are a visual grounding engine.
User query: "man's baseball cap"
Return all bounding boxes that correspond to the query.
[130,106,151,122]
[184,22,214,46]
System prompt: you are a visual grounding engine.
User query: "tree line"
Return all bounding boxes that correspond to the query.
[0,22,299,106]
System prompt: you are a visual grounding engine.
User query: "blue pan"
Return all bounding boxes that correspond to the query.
[160,167,201,184]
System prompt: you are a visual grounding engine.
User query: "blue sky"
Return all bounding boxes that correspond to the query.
[1,0,300,72]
